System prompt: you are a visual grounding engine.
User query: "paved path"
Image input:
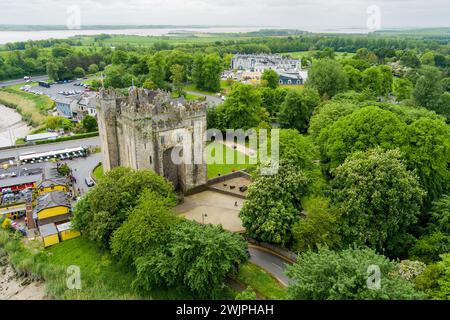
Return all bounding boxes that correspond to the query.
[219,140,257,157]
[69,152,102,196]
[184,90,223,106]
[0,136,100,160]
[0,75,48,88]
[248,246,293,287]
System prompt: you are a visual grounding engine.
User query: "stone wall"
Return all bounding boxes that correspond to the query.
[96,88,208,193]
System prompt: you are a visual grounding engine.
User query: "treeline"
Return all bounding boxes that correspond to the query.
[72,168,248,298]
[1,31,448,82]
[0,43,110,80]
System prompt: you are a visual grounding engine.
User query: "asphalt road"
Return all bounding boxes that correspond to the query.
[0,136,100,161]
[69,152,102,196]
[0,75,49,88]
[185,90,223,106]
[248,247,293,287]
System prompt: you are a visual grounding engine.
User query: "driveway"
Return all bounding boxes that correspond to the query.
[68,152,102,196]
[185,90,223,106]
[0,75,49,88]
[248,246,293,287]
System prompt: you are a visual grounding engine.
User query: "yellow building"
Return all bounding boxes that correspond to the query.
[0,204,26,220]
[34,190,71,226]
[37,179,69,195]
[56,221,80,241]
[39,223,60,247]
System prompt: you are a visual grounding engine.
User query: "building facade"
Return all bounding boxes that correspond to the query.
[96,88,208,193]
[231,54,301,73]
[229,54,308,85]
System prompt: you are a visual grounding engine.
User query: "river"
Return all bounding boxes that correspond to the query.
[0,260,47,300]
[0,27,263,44]
[0,104,31,148]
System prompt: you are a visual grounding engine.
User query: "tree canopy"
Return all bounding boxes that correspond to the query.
[286,246,424,300]
[331,148,425,256]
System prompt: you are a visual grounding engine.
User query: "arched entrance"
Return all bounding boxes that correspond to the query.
[163,147,183,192]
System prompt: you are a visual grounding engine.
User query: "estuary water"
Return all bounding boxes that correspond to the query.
[0,27,263,44]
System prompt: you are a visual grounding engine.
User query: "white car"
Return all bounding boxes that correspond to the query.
[85,177,95,187]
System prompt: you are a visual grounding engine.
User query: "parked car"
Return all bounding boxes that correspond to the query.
[85,177,95,187]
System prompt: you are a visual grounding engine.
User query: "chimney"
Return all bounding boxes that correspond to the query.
[25,192,36,230]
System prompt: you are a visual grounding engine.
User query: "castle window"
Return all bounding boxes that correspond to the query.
[177,134,183,143]
[160,136,165,145]
[149,156,152,165]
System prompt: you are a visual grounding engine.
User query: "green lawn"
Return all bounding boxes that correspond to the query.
[90,143,252,180]
[76,33,258,48]
[206,142,253,179]
[183,83,221,95]
[280,50,355,61]
[236,262,288,300]
[92,164,104,181]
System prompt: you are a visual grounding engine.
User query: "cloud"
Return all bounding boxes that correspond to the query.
[0,0,448,29]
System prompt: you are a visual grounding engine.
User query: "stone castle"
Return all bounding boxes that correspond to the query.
[95,88,207,193]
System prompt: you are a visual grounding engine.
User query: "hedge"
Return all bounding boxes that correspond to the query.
[35,131,99,145]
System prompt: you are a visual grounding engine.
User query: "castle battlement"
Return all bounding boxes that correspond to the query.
[96,87,207,193]
[98,87,207,120]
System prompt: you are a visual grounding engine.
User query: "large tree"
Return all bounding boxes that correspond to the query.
[261,69,279,89]
[291,197,340,253]
[413,66,444,111]
[132,221,248,298]
[213,83,269,131]
[402,118,450,204]
[307,59,348,98]
[72,167,176,248]
[308,101,359,139]
[278,88,320,133]
[331,148,425,256]
[414,253,450,300]
[110,189,179,263]
[239,162,309,246]
[319,106,406,171]
[286,247,424,300]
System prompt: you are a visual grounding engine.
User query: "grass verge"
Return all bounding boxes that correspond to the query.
[0,85,54,127]
[236,262,288,300]
[92,163,103,181]
[206,142,254,179]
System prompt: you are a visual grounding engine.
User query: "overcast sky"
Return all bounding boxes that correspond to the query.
[1,0,449,30]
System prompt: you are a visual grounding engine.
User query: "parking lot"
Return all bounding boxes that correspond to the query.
[20,80,92,101]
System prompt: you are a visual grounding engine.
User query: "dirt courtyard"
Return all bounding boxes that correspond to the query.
[174,190,245,233]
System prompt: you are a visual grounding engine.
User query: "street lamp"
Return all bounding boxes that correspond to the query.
[202,213,208,225]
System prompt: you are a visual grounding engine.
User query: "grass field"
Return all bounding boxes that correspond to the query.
[183,83,221,95]
[75,33,258,47]
[280,50,355,61]
[236,263,288,300]
[206,142,253,179]
[92,164,104,181]
[0,83,54,127]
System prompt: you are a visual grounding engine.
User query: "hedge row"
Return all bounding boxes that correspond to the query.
[35,131,99,145]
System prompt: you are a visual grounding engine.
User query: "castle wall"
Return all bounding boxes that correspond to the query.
[96,88,208,193]
[96,98,119,172]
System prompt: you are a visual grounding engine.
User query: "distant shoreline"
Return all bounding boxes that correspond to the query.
[0,25,267,31]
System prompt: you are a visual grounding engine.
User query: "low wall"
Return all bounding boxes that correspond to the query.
[184,170,251,196]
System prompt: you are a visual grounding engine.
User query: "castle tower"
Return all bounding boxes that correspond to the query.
[95,88,207,193]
